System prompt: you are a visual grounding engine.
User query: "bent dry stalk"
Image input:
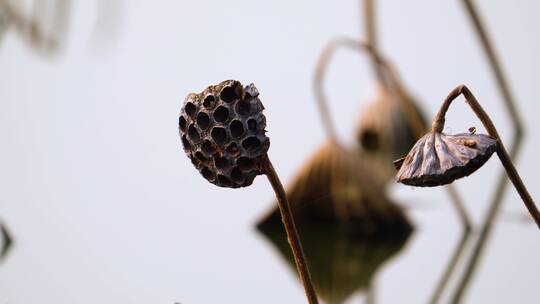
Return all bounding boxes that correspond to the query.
[394,85,540,229]
[179,80,319,304]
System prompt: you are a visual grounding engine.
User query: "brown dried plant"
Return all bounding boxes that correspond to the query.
[0,221,12,261]
[395,85,540,228]
[0,0,70,56]
[451,1,528,302]
[179,80,319,304]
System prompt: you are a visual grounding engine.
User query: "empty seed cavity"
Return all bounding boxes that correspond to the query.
[211,127,228,145]
[242,136,261,151]
[226,142,240,156]
[188,124,200,142]
[237,157,254,171]
[181,135,191,151]
[185,102,197,117]
[247,119,257,131]
[196,112,211,130]
[201,167,215,181]
[195,151,206,161]
[235,100,251,116]
[217,174,232,187]
[203,95,216,109]
[213,106,229,123]
[220,84,240,103]
[230,167,244,183]
[214,156,231,171]
[230,120,245,138]
[202,140,215,155]
[179,116,187,132]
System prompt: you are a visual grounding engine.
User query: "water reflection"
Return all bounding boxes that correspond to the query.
[256,142,413,303]
[0,0,70,56]
[258,143,413,237]
[257,222,411,304]
[0,221,13,261]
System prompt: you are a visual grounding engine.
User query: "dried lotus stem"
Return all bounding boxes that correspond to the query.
[362,0,386,85]
[179,80,319,304]
[263,156,319,304]
[453,1,525,301]
[313,37,423,143]
[460,0,523,136]
[433,85,540,228]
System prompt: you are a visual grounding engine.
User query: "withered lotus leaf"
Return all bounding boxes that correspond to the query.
[395,132,498,186]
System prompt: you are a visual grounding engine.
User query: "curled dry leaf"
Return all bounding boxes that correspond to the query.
[395,132,498,187]
[179,80,270,188]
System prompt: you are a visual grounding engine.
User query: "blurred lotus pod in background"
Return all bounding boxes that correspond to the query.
[257,142,412,237]
[356,86,427,182]
[179,80,270,188]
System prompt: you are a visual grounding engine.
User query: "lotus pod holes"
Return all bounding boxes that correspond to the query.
[179,80,270,188]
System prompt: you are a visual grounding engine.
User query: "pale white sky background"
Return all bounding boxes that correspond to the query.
[0,0,539,303]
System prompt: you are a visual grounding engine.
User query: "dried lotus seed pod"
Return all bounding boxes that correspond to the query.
[394,132,497,187]
[179,80,270,188]
[257,142,412,236]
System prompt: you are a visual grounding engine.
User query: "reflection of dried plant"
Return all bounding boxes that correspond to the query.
[257,223,411,304]
[179,80,319,304]
[314,2,475,297]
[0,221,12,260]
[395,85,540,228]
[0,0,70,56]
[257,142,413,237]
[452,1,526,301]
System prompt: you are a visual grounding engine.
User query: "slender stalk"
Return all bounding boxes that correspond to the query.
[313,37,400,143]
[428,229,470,304]
[262,155,319,304]
[313,37,475,302]
[362,0,386,85]
[366,282,376,304]
[452,1,525,301]
[446,185,473,230]
[432,85,540,228]
[451,141,521,303]
[460,0,523,136]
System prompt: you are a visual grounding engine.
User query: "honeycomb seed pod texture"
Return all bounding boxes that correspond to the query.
[179,80,270,188]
